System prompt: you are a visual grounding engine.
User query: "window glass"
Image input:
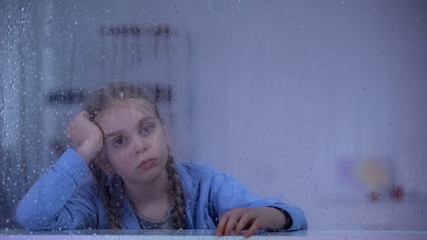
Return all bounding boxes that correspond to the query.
[1,0,426,231]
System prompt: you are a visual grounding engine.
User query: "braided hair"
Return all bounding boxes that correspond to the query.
[84,82,186,229]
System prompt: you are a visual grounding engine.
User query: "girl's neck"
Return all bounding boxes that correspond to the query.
[124,169,169,205]
[124,170,171,221]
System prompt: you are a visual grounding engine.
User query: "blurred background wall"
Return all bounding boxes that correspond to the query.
[1,0,426,230]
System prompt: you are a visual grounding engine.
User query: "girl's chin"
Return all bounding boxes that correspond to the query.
[126,166,167,184]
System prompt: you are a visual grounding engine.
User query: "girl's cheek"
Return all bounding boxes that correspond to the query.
[106,148,121,160]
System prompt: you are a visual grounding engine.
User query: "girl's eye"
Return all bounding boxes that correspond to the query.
[113,136,127,147]
[140,123,155,135]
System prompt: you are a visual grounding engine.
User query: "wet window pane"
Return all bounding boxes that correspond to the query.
[1,0,427,232]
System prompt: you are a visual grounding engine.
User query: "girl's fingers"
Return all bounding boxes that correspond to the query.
[215,214,227,236]
[67,111,91,144]
[81,110,89,119]
[224,214,240,235]
[216,210,241,236]
[234,213,251,235]
[243,218,261,238]
[216,208,266,237]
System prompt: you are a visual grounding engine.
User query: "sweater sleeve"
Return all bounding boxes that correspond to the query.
[15,149,102,230]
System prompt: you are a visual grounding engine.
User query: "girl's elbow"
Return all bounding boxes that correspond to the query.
[15,201,53,230]
[16,201,32,228]
[16,207,36,230]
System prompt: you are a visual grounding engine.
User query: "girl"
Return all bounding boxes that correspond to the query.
[16,82,307,237]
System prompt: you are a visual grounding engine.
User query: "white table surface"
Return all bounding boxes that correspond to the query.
[1,230,427,240]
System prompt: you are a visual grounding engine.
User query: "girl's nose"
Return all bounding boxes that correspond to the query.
[134,136,149,154]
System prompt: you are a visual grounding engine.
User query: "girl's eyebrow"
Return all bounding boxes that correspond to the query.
[104,130,124,139]
[139,116,157,124]
[104,116,157,139]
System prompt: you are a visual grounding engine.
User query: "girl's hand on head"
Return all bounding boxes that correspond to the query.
[215,207,286,238]
[66,111,103,164]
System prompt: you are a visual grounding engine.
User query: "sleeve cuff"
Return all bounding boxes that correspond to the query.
[268,206,293,230]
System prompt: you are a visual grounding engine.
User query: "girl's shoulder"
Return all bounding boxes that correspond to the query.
[174,161,231,191]
[175,161,215,179]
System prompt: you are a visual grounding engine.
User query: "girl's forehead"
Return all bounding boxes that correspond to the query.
[116,98,155,111]
[96,99,157,122]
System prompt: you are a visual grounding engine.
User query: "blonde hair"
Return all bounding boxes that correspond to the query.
[83,82,185,229]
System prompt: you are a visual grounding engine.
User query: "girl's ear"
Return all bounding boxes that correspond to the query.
[93,149,114,174]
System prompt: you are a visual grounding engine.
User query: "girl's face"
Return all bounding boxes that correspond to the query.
[95,99,169,185]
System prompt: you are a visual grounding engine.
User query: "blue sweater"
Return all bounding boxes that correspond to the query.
[16,149,307,231]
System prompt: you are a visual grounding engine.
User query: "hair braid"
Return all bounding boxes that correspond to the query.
[166,155,186,229]
[90,164,122,228]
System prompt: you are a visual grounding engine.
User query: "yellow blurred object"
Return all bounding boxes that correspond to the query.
[355,159,390,193]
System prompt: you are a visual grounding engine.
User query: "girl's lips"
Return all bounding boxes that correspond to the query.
[138,158,155,169]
